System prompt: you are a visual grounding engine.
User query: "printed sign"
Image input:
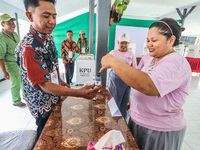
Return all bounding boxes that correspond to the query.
[76,55,95,84]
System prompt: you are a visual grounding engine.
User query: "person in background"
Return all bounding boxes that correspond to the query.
[108,33,137,120]
[16,0,101,139]
[0,14,25,107]
[76,30,89,54]
[61,30,80,84]
[99,18,191,150]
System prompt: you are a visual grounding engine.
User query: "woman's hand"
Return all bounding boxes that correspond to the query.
[99,54,116,73]
[126,101,130,110]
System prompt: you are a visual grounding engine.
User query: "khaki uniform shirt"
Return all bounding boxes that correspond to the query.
[76,38,89,53]
[0,30,19,66]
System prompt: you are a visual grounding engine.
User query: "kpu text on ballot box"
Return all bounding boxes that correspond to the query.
[76,54,95,84]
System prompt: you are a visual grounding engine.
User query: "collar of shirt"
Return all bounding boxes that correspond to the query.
[2,29,17,43]
[2,29,12,36]
[66,38,73,43]
[29,26,47,44]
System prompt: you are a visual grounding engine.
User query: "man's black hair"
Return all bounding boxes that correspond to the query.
[24,0,56,11]
[67,30,73,34]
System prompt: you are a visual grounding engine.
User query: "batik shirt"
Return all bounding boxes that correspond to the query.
[60,39,79,62]
[15,26,60,119]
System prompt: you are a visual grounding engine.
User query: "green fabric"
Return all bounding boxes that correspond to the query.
[0,30,20,63]
[0,14,16,22]
[52,12,181,59]
[52,12,155,59]
[52,13,94,60]
[0,29,23,103]
[6,62,23,103]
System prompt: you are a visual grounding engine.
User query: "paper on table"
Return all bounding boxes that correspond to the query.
[108,97,122,117]
[94,130,125,150]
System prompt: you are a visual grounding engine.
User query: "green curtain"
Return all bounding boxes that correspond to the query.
[52,12,180,59]
[52,13,95,59]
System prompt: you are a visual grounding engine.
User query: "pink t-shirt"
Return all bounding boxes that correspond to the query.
[109,49,137,68]
[129,52,192,131]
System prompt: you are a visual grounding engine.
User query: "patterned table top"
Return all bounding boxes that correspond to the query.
[34,87,139,150]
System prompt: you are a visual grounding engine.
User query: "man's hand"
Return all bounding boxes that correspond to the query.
[63,60,69,64]
[78,84,102,99]
[60,79,70,88]
[3,71,10,80]
[0,59,9,80]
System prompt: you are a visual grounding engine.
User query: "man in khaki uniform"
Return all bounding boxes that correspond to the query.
[76,30,89,54]
[0,14,25,107]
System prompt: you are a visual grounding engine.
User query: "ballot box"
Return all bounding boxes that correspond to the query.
[174,44,185,56]
[128,43,136,55]
[76,54,95,84]
[58,58,65,82]
[186,45,200,58]
[194,45,200,58]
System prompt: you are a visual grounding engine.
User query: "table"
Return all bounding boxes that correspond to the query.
[185,57,200,73]
[34,87,139,150]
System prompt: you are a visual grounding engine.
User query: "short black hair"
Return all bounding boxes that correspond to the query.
[67,30,73,34]
[24,0,56,11]
[149,18,181,46]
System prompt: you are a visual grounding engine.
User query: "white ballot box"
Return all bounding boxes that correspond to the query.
[76,54,95,84]
[128,43,136,55]
[186,45,200,58]
[174,44,185,56]
[194,46,200,58]
[58,58,65,82]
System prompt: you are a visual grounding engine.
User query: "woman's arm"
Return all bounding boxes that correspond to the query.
[100,54,159,96]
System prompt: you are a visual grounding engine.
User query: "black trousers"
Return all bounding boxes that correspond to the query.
[65,62,74,84]
[35,114,49,140]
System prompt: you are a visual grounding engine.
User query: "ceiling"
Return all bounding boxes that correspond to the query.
[0,0,200,37]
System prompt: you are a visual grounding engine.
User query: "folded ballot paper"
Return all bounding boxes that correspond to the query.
[87,130,125,150]
[108,97,122,117]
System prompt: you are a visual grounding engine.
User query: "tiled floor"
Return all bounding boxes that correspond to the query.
[0,79,37,132]
[0,73,200,150]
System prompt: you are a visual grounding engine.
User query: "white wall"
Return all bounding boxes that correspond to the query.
[114,25,149,57]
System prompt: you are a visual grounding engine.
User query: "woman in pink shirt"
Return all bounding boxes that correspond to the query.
[99,18,191,150]
[108,33,137,119]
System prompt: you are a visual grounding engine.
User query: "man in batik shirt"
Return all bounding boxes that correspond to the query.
[16,0,101,139]
[60,30,80,84]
